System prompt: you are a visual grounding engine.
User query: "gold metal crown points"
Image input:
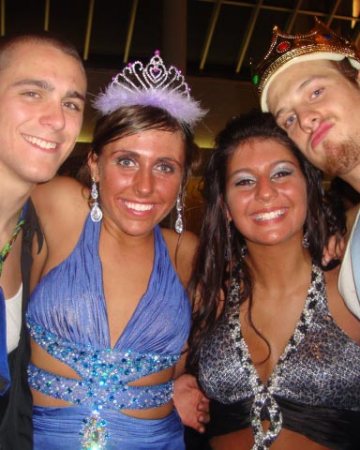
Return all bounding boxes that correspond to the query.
[253,18,360,94]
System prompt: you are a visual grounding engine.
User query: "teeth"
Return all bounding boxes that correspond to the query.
[254,209,286,221]
[125,202,153,212]
[23,135,57,149]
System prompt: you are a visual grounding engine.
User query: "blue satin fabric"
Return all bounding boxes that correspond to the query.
[27,216,190,355]
[33,406,185,450]
[0,288,10,394]
[27,215,191,448]
[351,212,360,300]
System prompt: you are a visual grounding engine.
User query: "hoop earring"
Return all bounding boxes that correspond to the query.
[175,193,184,234]
[90,178,103,223]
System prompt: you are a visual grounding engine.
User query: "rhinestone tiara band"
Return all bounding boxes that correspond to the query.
[93,50,206,129]
[252,18,360,111]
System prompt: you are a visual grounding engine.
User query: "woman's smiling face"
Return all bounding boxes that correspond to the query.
[90,128,185,238]
[225,137,308,247]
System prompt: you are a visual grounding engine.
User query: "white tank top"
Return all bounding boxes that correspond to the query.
[5,284,22,353]
[338,210,360,318]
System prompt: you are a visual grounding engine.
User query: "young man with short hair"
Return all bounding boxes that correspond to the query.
[0,33,86,449]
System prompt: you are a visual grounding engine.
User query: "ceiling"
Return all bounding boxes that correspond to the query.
[3,0,360,81]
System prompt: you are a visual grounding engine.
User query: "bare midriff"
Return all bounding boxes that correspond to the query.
[210,423,329,450]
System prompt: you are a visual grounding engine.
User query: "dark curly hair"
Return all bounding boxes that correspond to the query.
[187,110,345,371]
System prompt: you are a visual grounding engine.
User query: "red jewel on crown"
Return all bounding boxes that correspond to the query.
[276,41,291,53]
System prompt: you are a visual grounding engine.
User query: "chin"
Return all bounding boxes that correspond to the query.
[26,169,58,184]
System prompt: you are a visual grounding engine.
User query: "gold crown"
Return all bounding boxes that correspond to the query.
[253,17,360,111]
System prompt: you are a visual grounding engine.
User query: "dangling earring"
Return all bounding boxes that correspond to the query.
[302,231,310,248]
[90,177,103,222]
[240,243,247,259]
[175,193,184,234]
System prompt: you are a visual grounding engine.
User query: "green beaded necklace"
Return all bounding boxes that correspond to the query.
[0,214,25,277]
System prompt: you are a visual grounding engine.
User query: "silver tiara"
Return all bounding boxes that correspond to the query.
[93,51,206,129]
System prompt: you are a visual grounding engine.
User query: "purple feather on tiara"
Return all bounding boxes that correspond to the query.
[93,52,207,129]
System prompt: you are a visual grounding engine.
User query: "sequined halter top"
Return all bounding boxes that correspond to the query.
[198,265,360,449]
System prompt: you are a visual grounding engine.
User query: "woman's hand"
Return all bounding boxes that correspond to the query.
[173,374,210,433]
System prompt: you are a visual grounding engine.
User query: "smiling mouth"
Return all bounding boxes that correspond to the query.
[124,201,154,212]
[253,209,286,222]
[23,134,57,150]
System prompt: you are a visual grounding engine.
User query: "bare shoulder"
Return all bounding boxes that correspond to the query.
[161,228,199,261]
[161,228,199,286]
[31,176,90,258]
[31,176,89,229]
[325,265,360,343]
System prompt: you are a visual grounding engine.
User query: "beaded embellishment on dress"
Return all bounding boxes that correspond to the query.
[80,410,108,450]
[27,320,177,411]
[227,264,323,449]
[27,319,177,450]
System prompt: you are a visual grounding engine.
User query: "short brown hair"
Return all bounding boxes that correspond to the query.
[0,31,84,70]
[334,58,359,86]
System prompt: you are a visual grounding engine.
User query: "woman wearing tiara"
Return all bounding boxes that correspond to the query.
[188,111,360,450]
[26,52,207,450]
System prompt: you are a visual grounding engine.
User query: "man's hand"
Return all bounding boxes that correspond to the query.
[173,374,210,433]
[322,233,345,267]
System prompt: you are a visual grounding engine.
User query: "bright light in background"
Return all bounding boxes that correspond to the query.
[352,0,360,28]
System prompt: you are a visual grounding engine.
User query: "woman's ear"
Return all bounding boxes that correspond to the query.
[88,152,99,181]
[223,199,232,222]
[356,69,360,87]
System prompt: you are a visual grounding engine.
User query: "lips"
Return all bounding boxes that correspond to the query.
[311,122,333,149]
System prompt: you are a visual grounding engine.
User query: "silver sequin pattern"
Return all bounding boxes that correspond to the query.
[199,265,360,449]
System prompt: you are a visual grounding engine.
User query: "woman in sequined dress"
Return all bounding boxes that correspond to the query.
[188,111,360,450]
[25,53,207,450]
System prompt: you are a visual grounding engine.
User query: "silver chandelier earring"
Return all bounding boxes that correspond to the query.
[175,193,184,234]
[90,177,103,223]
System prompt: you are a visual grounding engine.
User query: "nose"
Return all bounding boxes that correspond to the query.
[134,167,154,196]
[255,177,277,202]
[298,108,320,134]
[39,102,66,131]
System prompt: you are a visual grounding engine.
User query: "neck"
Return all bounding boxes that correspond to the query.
[0,177,33,236]
[342,166,360,194]
[101,217,155,251]
[245,238,312,292]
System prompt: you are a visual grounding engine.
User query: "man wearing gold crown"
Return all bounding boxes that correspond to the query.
[254,18,360,319]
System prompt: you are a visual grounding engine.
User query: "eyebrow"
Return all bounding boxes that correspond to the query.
[227,160,297,179]
[12,79,85,102]
[112,149,183,168]
[274,75,328,120]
